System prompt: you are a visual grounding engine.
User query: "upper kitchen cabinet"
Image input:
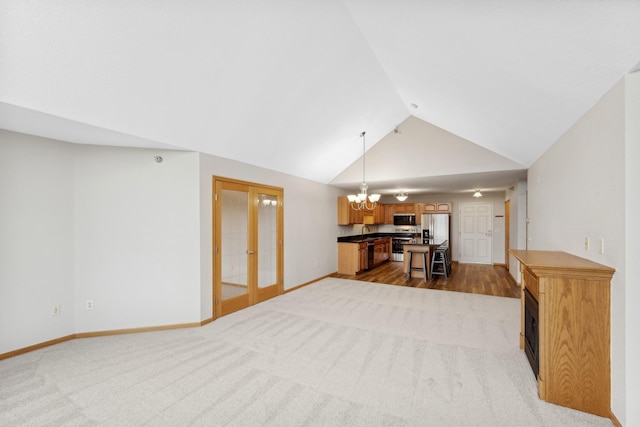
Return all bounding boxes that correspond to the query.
[337,197,381,225]
[384,203,417,224]
[422,202,452,214]
[372,203,385,224]
[394,203,416,214]
[337,196,350,225]
[384,204,395,224]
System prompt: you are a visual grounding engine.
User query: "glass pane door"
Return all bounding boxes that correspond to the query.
[255,191,281,303]
[214,178,283,318]
[216,182,251,316]
[257,193,277,287]
[221,188,249,297]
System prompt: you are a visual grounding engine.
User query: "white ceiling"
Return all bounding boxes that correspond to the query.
[1,1,639,195]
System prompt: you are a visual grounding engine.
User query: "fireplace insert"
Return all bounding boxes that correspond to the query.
[524,288,539,377]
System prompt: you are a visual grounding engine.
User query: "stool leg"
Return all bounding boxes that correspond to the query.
[406,251,412,280]
[422,252,428,281]
[442,251,448,278]
[430,250,437,278]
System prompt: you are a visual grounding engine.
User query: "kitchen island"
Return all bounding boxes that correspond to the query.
[403,239,447,280]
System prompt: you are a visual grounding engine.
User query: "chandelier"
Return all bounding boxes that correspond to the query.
[347,131,380,211]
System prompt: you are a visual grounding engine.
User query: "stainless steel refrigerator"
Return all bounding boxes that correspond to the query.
[421,214,450,247]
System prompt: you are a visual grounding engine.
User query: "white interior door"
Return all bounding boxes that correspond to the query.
[459,203,493,264]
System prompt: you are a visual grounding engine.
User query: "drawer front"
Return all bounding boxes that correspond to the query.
[525,268,539,300]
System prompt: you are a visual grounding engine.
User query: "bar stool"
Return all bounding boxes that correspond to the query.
[442,246,452,275]
[436,245,452,275]
[431,247,449,278]
[406,250,429,281]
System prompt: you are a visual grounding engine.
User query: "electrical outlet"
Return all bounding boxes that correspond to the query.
[584,237,590,251]
[85,300,94,310]
[599,238,605,254]
[51,304,60,316]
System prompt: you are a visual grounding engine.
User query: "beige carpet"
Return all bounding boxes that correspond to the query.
[0,278,613,426]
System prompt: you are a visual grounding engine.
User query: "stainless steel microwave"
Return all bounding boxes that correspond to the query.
[393,214,416,226]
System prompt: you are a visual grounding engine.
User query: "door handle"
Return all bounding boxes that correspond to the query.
[247,250,255,254]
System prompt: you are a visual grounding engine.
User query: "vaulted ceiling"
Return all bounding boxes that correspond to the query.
[2,1,639,195]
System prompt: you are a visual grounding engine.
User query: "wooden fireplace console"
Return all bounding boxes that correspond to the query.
[509,250,615,418]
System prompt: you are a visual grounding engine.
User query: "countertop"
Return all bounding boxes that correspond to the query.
[337,236,393,244]
[337,233,416,243]
[509,249,614,274]
[403,239,447,247]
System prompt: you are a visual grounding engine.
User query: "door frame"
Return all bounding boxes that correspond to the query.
[212,176,284,319]
[505,199,511,270]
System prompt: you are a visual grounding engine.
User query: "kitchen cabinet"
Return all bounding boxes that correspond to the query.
[337,197,379,225]
[415,204,423,224]
[422,202,452,214]
[372,203,385,224]
[337,197,350,225]
[436,202,452,213]
[373,237,391,265]
[359,244,367,271]
[337,242,368,274]
[337,237,391,275]
[509,250,614,417]
[337,197,363,225]
[384,204,395,224]
[394,203,415,213]
[348,201,366,225]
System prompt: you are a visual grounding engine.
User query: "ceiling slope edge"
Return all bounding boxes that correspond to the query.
[0,102,184,151]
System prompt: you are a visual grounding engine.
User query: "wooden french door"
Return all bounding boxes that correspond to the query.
[213,177,283,318]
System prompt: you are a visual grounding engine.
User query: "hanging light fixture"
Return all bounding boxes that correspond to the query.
[473,190,483,198]
[347,131,380,211]
[394,192,408,201]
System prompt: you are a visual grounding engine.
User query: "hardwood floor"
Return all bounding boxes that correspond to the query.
[331,260,520,298]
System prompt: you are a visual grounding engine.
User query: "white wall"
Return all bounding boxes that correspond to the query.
[625,71,640,427]
[1,131,342,354]
[73,145,201,332]
[527,77,630,424]
[0,131,75,353]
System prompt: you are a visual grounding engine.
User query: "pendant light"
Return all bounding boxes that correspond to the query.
[473,190,483,198]
[347,131,380,210]
[394,192,408,201]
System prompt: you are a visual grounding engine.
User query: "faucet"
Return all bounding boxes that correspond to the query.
[361,225,371,238]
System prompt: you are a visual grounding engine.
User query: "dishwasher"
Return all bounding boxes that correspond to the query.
[367,241,375,269]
